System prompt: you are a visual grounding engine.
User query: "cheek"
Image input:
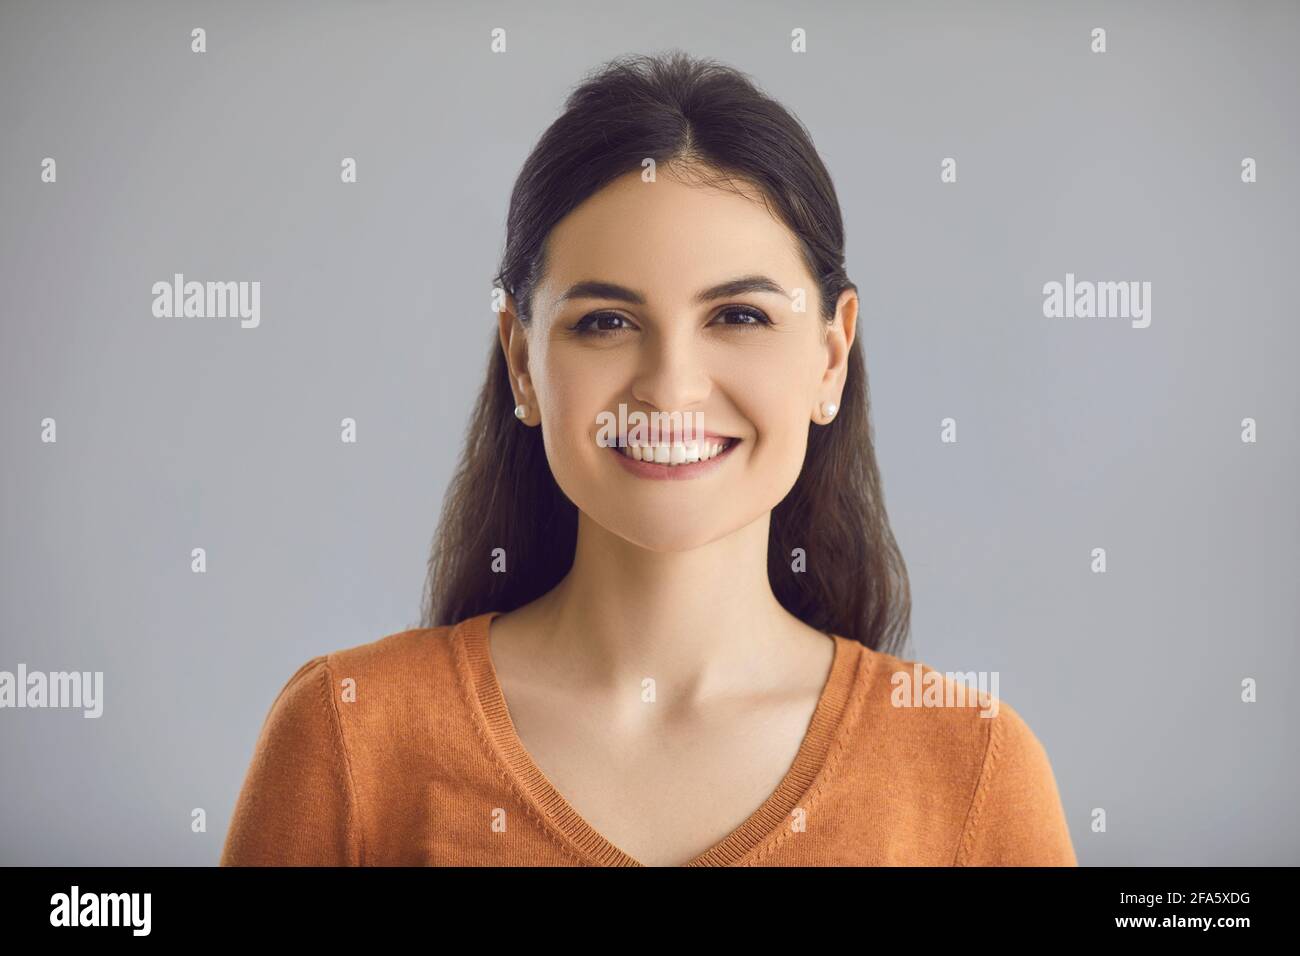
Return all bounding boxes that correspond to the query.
[743,391,812,495]
[722,351,817,492]
[534,352,620,476]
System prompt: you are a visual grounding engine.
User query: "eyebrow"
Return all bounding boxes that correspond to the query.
[555,274,789,307]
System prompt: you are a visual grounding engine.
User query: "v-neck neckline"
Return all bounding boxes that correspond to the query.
[453,609,865,867]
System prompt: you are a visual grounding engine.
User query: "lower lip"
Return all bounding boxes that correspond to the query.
[608,440,740,481]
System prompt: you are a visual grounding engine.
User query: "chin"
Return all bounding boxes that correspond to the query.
[597,509,748,553]
[617,527,724,553]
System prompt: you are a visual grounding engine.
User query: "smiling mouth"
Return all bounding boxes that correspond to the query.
[614,437,737,465]
[606,436,742,481]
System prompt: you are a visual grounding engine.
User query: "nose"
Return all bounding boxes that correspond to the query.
[629,325,712,413]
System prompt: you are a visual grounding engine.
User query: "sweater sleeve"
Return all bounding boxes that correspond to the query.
[954,700,1077,866]
[219,656,363,866]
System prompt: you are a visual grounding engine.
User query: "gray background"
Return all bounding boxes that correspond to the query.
[1,0,1296,865]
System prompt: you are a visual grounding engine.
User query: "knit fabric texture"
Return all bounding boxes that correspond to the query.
[220,611,1077,866]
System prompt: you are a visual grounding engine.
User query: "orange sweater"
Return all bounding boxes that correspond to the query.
[220,611,1077,866]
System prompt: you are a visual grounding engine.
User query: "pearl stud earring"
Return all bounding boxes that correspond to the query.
[514,404,527,419]
[821,401,837,420]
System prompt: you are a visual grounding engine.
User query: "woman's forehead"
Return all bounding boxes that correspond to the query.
[539,175,809,307]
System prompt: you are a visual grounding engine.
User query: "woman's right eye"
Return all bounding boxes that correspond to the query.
[570,312,632,336]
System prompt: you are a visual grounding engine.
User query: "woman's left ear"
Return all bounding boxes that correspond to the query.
[825,288,857,373]
[813,290,856,423]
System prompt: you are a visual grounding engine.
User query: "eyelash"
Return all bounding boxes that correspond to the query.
[569,306,773,337]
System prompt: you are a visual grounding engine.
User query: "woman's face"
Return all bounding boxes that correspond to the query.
[500,167,856,552]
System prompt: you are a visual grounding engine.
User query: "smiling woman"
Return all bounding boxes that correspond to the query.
[220,50,1076,868]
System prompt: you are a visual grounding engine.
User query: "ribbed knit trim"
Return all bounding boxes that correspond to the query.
[453,610,863,867]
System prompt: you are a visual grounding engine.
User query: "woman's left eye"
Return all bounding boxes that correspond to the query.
[712,307,773,329]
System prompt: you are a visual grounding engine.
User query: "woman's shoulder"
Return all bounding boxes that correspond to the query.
[848,641,1065,793]
[841,641,1075,864]
[258,616,483,732]
[222,615,488,866]
[854,641,1036,718]
[322,619,462,684]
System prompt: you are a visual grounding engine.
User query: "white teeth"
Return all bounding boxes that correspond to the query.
[617,438,732,465]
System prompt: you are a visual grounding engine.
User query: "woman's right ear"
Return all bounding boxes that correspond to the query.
[497,299,534,422]
[497,297,526,377]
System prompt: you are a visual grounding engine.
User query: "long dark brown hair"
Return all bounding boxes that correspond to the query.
[419,51,910,654]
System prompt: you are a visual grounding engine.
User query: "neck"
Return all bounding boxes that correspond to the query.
[524,510,805,703]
